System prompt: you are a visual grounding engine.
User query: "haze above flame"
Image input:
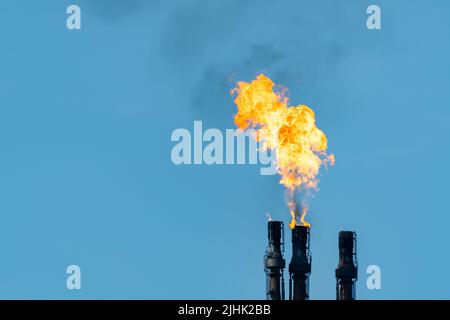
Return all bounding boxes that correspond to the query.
[232,74,334,228]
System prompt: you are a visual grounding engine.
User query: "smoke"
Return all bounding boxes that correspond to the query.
[190,44,285,126]
[186,0,355,126]
[159,0,251,63]
[243,44,284,69]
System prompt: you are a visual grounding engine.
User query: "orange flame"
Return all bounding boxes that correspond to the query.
[288,202,311,229]
[232,74,334,228]
[300,208,311,228]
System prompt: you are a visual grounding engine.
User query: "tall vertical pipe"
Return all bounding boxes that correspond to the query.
[335,231,358,300]
[264,221,286,300]
[289,226,311,300]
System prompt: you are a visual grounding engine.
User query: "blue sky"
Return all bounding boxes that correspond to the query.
[0,0,449,299]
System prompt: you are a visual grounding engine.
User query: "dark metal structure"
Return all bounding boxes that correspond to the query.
[264,221,286,300]
[288,226,311,300]
[264,221,359,300]
[335,231,358,300]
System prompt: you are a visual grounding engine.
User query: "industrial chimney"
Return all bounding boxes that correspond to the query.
[288,226,311,300]
[264,221,286,300]
[335,231,358,300]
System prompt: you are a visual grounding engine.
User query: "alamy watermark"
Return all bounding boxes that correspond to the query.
[366,264,381,290]
[170,121,277,175]
[367,5,381,30]
[66,5,81,30]
[66,265,81,290]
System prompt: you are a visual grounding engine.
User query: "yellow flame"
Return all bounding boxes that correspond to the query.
[288,209,297,229]
[288,201,310,228]
[232,74,334,228]
[300,208,311,228]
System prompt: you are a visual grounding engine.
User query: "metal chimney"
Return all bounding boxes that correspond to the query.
[335,231,358,300]
[288,226,311,300]
[264,221,286,300]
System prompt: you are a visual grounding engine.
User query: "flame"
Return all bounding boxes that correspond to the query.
[288,199,297,229]
[288,215,297,229]
[300,208,311,228]
[288,201,310,229]
[232,74,334,228]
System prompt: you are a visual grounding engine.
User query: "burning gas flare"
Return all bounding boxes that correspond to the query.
[232,74,334,228]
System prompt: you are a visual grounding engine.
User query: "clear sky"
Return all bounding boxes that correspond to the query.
[0,0,449,299]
